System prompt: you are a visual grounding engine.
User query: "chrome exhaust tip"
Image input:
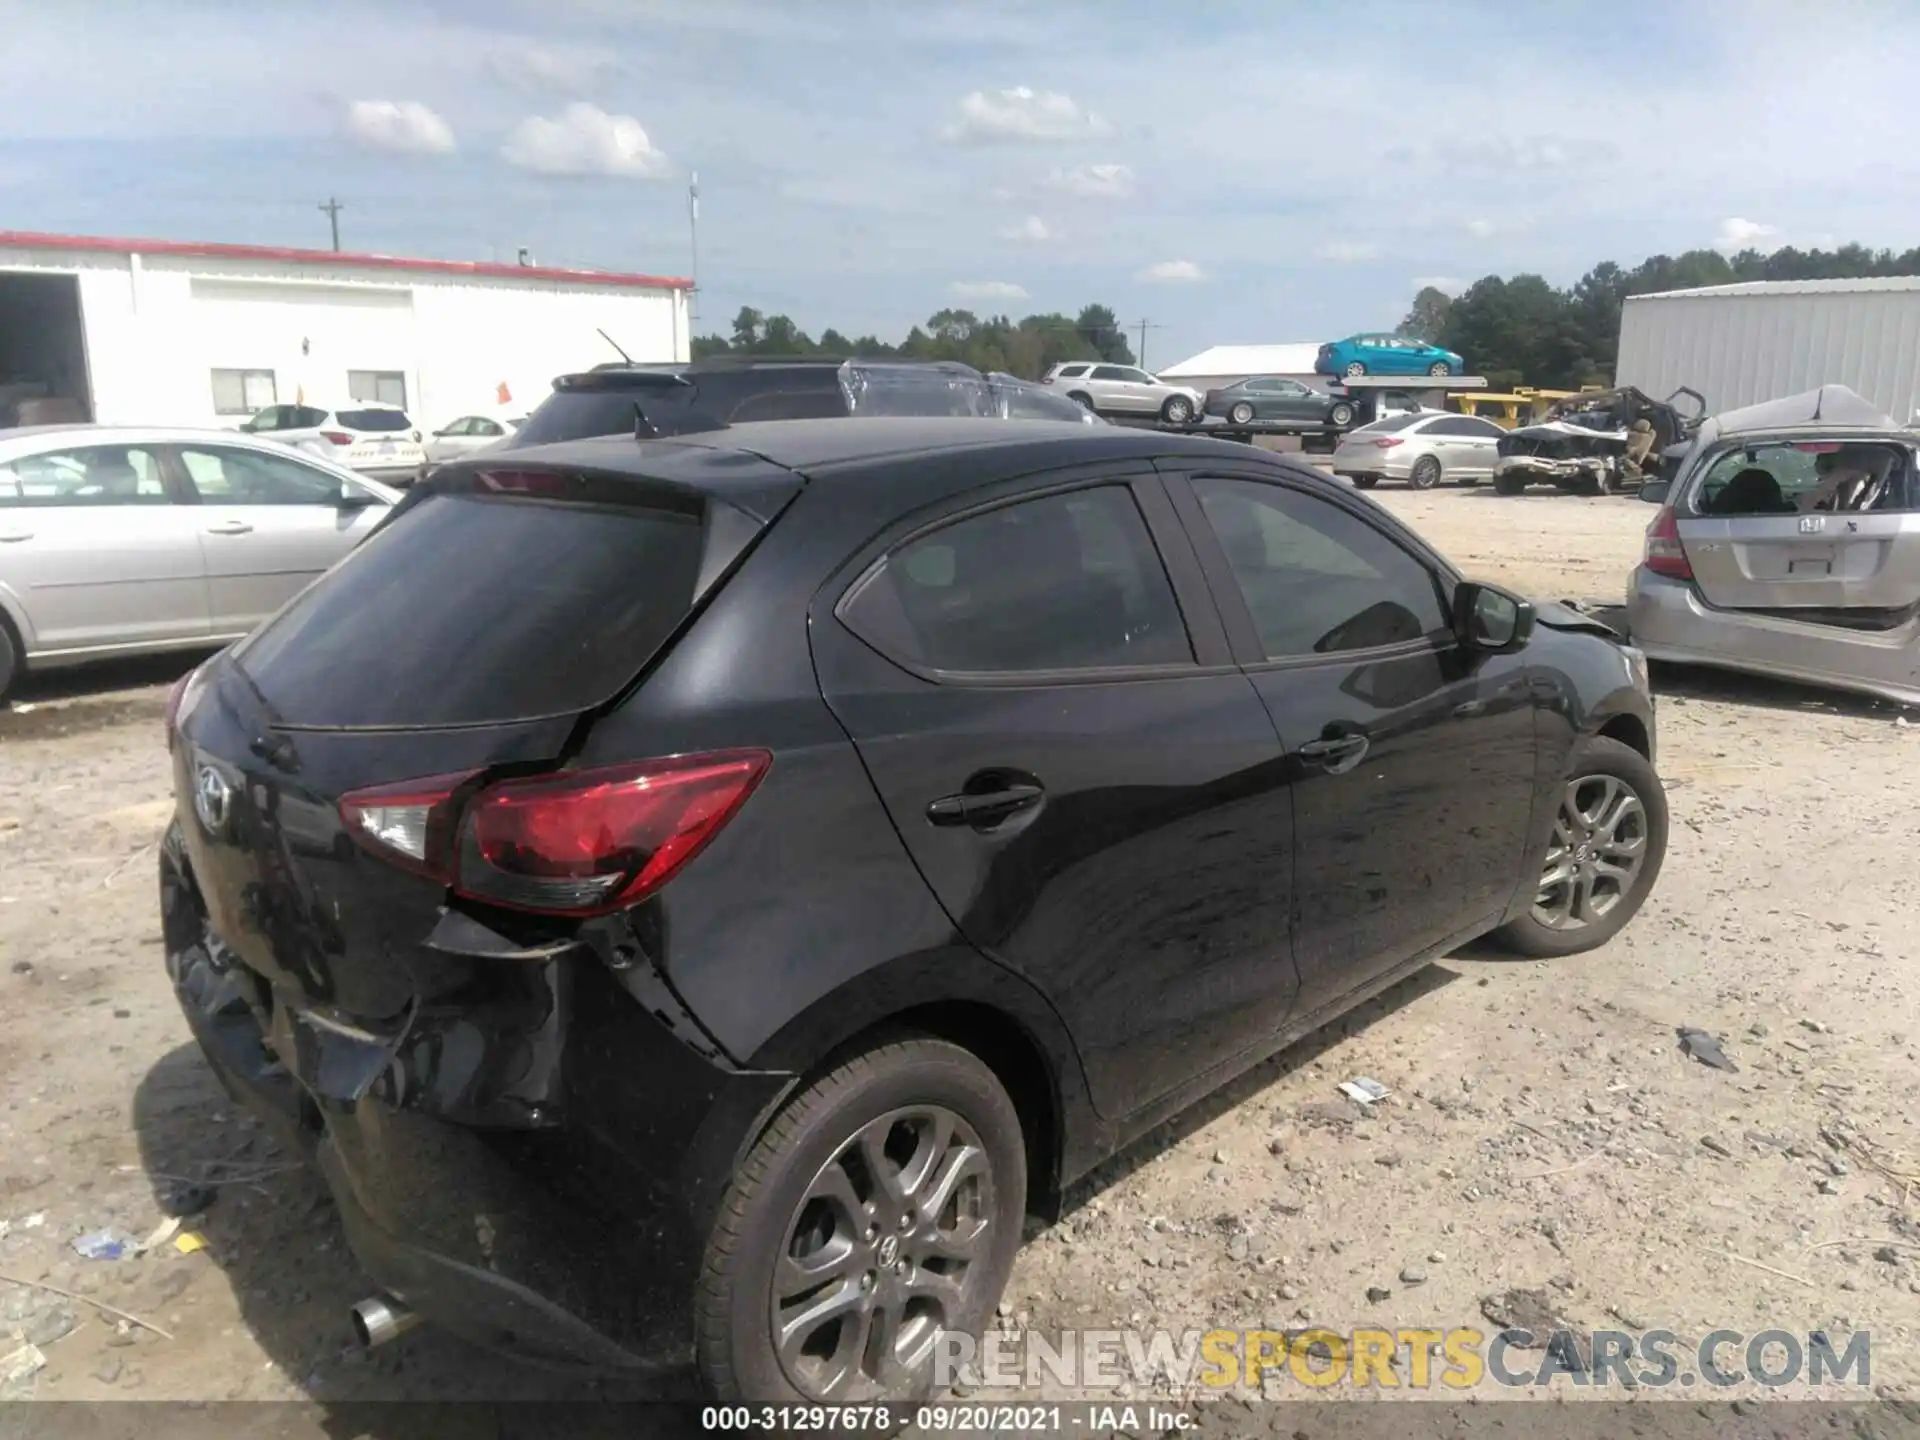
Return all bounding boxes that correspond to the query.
[350,1294,420,1349]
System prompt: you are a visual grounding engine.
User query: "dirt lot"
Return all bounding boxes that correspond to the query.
[2,487,1916,1420]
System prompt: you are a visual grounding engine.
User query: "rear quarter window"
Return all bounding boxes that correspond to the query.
[233,491,714,726]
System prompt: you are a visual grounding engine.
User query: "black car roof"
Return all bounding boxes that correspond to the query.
[512,417,1297,476]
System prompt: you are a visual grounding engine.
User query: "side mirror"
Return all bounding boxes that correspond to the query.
[1454,581,1534,654]
[336,485,379,510]
[1637,480,1670,504]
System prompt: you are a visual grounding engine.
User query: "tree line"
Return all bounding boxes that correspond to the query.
[1401,242,1920,391]
[694,303,1136,377]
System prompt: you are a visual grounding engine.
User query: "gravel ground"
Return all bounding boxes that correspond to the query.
[1,488,1916,1420]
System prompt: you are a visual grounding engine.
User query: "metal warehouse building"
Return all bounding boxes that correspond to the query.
[1616,277,1920,422]
[0,230,692,431]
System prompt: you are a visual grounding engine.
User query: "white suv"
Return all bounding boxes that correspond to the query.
[240,402,428,485]
[1042,362,1203,424]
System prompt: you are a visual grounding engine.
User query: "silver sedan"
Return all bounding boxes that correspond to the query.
[1329,410,1506,489]
[0,426,398,698]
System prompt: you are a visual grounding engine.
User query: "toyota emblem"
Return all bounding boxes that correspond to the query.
[193,764,233,835]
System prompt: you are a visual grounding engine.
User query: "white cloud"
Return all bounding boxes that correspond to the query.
[340,100,455,156]
[1041,162,1137,200]
[1411,275,1468,297]
[949,280,1029,301]
[1715,216,1782,254]
[941,87,1112,145]
[1316,240,1383,263]
[1137,259,1204,284]
[486,45,625,95]
[500,103,670,178]
[999,215,1054,243]
[1464,217,1497,238]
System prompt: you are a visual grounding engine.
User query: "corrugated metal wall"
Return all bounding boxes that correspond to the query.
[1616,288,1920,421]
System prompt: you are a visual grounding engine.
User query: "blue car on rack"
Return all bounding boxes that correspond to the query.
[1316,334,1466,379]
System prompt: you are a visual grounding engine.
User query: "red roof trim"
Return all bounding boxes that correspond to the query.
[0,230,692,292]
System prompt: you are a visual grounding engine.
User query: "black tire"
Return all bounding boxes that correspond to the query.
[1492,472,1528,496]
[1228,401,1255,426]
[0,621,17,703]
[1409,455,1443,490]
[1344,361,1366,378]
[1160,395,1194,425]
[1350,474,1379,490]
[1491,736,1668,959]
[1328,402,1355,428]
[1067,391,1094,410]
[696,1034,1027,1407]
[1428,361,1452,377]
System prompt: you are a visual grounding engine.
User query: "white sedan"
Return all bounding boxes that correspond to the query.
[0,426,398,698]
[422,413,526,470]
[1329,411,1507,490]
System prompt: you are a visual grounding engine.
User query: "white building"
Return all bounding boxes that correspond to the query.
[1616,277,1920,421]
[1155,343,1328,393]
[0,230,692,431]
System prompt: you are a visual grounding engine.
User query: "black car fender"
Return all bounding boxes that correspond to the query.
[735,942,1101,1216]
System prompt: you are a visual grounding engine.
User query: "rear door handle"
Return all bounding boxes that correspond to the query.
[927,782,1045,829]
[206,521,254,535]
[1297,735,1370,774]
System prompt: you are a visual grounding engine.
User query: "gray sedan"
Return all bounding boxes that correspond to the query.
[0,426,398,697]
[1329,410,1505,489]
[1627,385,1920,707]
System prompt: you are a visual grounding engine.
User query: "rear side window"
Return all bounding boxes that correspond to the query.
[841,485,1193,675]
[234,492,709,726]
[0,446,168,507]
[337,409,412,432]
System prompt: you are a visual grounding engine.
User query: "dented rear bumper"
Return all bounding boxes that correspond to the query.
[159,821,794,1373]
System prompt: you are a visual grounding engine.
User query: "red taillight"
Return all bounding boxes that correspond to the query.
[339,771,478,880]
[321,430,354,445]
[1373,437,1405,449]
[1644,505,1693,581]
[476,469,573,498]
[337,751,771,917]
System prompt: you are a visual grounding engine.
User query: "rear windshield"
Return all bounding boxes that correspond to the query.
[1353,413,1423,435]
[233,492,706,727]
[337,409,412,433]
[513,373,849,447]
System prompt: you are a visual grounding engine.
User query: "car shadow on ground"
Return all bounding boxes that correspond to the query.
[1058,964,1458,1209]
[6,649,217,707]
[131,1043,699,1429]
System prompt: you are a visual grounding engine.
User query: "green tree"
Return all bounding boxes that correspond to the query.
[730,306,765,350]
[1398,287,1453,343]
[1075,304,1135,364]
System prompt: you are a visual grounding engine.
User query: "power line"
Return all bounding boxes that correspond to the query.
[318,197,345,252]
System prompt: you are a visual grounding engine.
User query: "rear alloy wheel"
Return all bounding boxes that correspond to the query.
[1229,401,1255,426]
[1408,455,1443,490]
[1428,361,1452,377]
[1493,737,1668,958]
[1328,402,1356,428]
[1344,361,1367,379]
[1161,395,1194,425]
[697,1035,1026,1406]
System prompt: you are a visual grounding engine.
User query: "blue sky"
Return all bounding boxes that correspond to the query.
[4,0,1918,368]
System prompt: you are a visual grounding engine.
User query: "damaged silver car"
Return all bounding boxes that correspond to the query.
[1627,384,1920,707]
[1492,387,1705,496]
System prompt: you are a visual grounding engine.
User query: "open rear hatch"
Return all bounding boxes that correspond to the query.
[168,456,798,1027]
[1673,437,1920,621]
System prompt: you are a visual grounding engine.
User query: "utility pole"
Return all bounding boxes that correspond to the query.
[687,171,700,332]
[1132,317,1168,370]
[318,197,345,252]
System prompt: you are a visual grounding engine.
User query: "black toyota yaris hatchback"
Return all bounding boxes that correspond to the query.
[160,417,1666,1404]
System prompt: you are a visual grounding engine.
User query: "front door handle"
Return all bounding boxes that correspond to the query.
[927,782,1045,830]
[1297,734,1370,774]
[205,521,254,535]
[0,531,32,543]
